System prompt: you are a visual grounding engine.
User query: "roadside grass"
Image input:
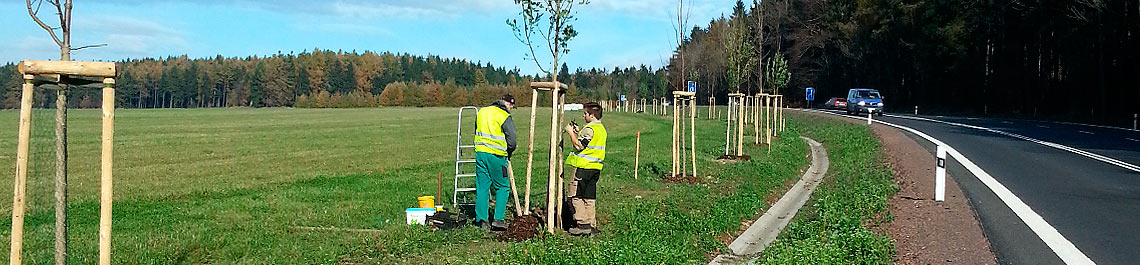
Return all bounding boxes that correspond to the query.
[758,112,896,264]
[0,107,811,264]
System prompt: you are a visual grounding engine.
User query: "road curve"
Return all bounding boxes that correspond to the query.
[810,109,1140,265]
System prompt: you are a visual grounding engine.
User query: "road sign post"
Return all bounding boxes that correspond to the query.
[936,145,947,202]
[805,87,815,109]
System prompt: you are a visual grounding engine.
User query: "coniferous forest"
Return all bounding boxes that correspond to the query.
[668,0,1139,126]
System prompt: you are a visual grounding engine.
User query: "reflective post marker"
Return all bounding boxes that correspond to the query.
[867,110,873,125]
[1133,114,1137,130]
[936,145,947,202]
[915,106,918,115]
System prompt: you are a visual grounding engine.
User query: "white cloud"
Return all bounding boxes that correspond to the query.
[76,16,189,59]
[330,1,451,20]
[586,0,737,23]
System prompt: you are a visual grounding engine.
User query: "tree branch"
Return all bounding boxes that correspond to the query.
[71,44,107,51]
[27,0,63,47]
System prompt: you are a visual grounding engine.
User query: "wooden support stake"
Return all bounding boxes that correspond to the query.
[18,60,117,78]
[437,173,443,208]
[672,96,679,177]
[634,131,641,180]
[99,78,115,265]
[524,90,538,215]
[737,95,744,156]
[753,95,759,144]
[555,93,566,230]
[680,99,686,177]
[10,76,34,265]
[689,96,696,178]
[545,85,559,233]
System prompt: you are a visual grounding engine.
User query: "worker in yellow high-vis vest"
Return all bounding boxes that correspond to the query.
[474,94,517,231]
[563,102,606,236]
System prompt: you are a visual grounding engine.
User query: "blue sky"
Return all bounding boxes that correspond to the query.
[1,0,738,75]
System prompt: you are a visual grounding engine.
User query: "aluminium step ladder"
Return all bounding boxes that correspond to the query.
[453,106,479,208]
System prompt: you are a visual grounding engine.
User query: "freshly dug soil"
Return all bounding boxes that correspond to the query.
[497,215,541,242]
[715,154,751,161]
[663,173,704,184]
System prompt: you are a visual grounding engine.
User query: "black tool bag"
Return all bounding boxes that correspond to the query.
[427,210,468,230]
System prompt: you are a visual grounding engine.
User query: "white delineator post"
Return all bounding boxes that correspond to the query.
[867,110,873,125]
[1133,113,1137,130]
[915,105,918,115]
[936,145,947,202]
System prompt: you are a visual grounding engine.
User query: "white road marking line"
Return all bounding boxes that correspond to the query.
[1078,131,1095,135]
[1053,120,1140,132]
[1003,121,1015,124]
[884,114,1140,173]
[1126,138,1139,142]
[798,109,1097,265]
[1038,125,1051,129]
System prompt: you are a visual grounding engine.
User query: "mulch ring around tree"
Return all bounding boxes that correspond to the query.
[663,173,704,185]
[715,154,751,162]
[496,214,542,242]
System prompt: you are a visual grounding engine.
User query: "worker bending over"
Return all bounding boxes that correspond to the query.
[563,102,606,236]
[474,94,517,231]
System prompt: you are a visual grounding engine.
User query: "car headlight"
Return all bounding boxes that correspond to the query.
[877,102,884,106]
[858,101,866,106]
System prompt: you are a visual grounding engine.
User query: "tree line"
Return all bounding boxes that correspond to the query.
[1,49,670,110]
[669,0,1139,125]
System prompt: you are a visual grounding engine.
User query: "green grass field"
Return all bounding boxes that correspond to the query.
[0,106,890,264]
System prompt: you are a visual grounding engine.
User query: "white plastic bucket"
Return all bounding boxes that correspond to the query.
[405,208,436,225]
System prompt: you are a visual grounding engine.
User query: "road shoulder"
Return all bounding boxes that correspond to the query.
[798,110,997,265]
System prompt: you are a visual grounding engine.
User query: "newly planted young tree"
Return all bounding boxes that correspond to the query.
[507,0,589,79]
[25,1,104,264]
[507,0,590,233]
[725,17,755,93]
[765,53,790,95]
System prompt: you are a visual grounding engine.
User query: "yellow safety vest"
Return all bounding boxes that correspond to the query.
[475,106,510,156]
[567,123,607,170]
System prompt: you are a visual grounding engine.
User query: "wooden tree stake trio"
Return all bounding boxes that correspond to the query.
[725,93,746,157]
[672,91,697,178]
[11,60,116,265]
[524,81,572,233]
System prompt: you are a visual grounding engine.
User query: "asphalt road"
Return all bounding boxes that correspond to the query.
[813,109,1140,265]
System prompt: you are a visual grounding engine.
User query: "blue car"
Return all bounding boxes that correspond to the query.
[846,88,884,116]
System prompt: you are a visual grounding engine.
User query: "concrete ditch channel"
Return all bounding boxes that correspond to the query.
[709,136,830,265]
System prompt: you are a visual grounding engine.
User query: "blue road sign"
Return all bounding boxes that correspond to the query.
[620,94,627,101]
[805,87,815,101]
[687,81,696,93]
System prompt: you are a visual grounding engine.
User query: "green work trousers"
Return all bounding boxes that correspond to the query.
[475,152,510,222]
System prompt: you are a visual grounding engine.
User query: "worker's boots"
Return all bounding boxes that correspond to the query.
[568,224,598,236]
[491,220,509,231]
[472,220,490,230]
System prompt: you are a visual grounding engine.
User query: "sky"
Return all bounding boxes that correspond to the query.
[0,0,739,75]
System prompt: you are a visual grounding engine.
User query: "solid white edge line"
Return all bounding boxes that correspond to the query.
[795,108,1097,265]
[884,113,1140,173]
[1052,120,1140,132]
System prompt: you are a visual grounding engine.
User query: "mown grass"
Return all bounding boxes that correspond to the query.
[757,112,897,264]
[0,107,818,264]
